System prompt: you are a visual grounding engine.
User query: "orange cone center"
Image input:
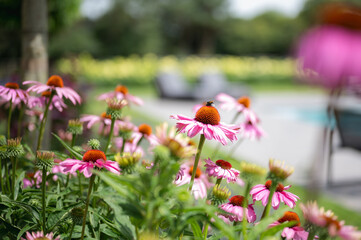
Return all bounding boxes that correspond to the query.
[188,166,202,178]
[115,85,128,95]
[47,75,64,88]
[195,105,220,125]
[82,149,106,162]
[5,82,19,89]
[138,124,152,136]
[278,211,301,227]
[216,160,232,169]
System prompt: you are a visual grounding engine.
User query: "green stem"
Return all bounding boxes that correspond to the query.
[71,134,76,148]
[80,174,96,240]
[17,103,25,137]
[261,183,277,219]
[120,139,126,154]
[215,178,222,185]
[203,223,209,239]
[37,93,54,151]
[69,221,75,240]
[5,161,10,194]
[189,134,206,191]
[11,157,16,197]
[242,182,251,240]
[0,158,3,193]
[104,118,115,154]
[78,172,82,198]
[307,231,315,240]
[7,100,13,139]
[41,167,47,233]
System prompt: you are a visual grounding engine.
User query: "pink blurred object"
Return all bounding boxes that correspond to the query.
[297,25,361,89]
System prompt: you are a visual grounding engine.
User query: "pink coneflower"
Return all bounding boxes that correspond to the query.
[60,149,120,178]
[23,171,42,188]
[171,101,238,145]
[133,124,158,146]
[27,93,67,112]
[204,158,240,183]
[297,4,361,90]
[238,120,265,140]
[24,75,81,105]
[269,211,309,240]
[250,180,299,209]
[219,195,256,223]
[80,112,131,136]
[215,93,251,113]
[21,231,60,240]
[175,164,212,199]
[155,122,197,159]
[0,82,28,103]
[301,202,361,240]
[98,85,143,106]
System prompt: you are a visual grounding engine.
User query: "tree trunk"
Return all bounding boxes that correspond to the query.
[21,0,48,83]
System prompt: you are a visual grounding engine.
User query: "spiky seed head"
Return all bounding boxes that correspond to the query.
[115,152,141,173]
[268,159,294,181]
[67,119,83,135]
[36,151,55,170]
[88,139,100,149]
[70,207,85,225]
[211,184,231,205]
[0,135,6,146]
[106,98,127,119]
[5,138,24,158]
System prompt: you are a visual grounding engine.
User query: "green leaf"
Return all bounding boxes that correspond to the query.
[52,133,82,159]
[260,221,298,239]
[248,210,285,240]
[17,224,36,240]
[189,220,203,239]
[14,171,25,201]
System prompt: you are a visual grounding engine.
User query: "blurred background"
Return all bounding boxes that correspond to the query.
[2,0,361,227]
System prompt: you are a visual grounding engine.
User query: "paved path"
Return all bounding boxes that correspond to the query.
[140,92,361,211]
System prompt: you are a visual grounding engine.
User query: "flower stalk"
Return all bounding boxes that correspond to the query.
[37,92,54,151]
[261,181,277,219]
[80,174,96,240]
[104,118,115,154]
[41,167,47,233]
[188,134,205,191]
[7,100,13,139]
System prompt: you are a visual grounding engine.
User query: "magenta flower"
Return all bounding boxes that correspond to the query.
[269,211,309,240]
[174,164,212,199]
[98,85,143,106]
[215,93,251,113]
[133,124,159,146]
[171,102,238,145]
[238,120,265,140]
[204,158,240,183]
[0,82,28,103]
[80,112,133,136]
[301,202,361,240]
[219,195,256,223]
[21,231,60,240]
[60,149,120,178]
[27,93,67,112]
[250,180,299,209]
[23,171,42,188]
[297,26,361,89]
[24,75,81,105]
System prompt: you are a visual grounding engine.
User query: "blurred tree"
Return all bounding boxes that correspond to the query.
[0,0,81,61]
[216,12,305,56]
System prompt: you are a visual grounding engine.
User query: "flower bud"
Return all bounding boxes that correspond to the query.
[115,152,141,173]
[210,184,231,205]
[5,138,24,158]
[88,139,100,150]
[36,151,55,170]
[106,98,127,119]
[70,207,84,225]
[67,119,83,135]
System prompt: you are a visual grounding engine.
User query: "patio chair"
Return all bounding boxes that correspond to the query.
[194,71,250,100]
[154,71,197,100]
[327,108,361,185]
